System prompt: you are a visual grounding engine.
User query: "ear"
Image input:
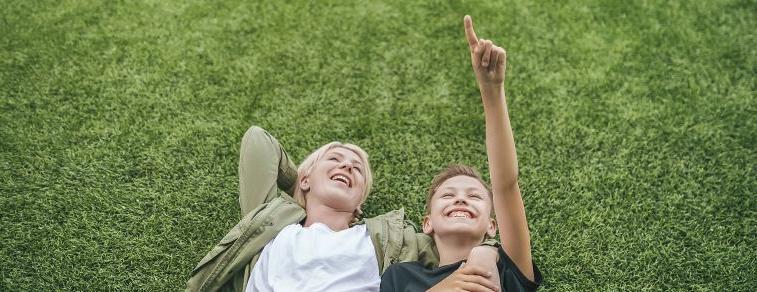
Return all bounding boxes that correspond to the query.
[422,215,434,235]
[354,205,363,217]
[486,217,497,238]
[299,176,310,192]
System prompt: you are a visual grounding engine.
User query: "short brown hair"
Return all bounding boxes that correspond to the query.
[425,164,493,216]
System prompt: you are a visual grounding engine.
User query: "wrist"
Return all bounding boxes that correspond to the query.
[479,82,504,94]
[479,84,506,107]
[469,245,500,261]
[478,77,504,89]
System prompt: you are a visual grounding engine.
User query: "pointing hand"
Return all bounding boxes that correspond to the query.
[464,15,507,87]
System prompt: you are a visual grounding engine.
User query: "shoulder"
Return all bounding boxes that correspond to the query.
[187,198,305,291]
[364,209,406,224]
[497,247,543,290]
[362,209,439,271]
[384,261,425,273]
[380,261,426,292]
[362,209,406,240]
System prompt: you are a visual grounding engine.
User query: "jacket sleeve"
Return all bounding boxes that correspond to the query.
[186,204,263,292]
[367,209,442,273]
[186,198,306,292]
[404,226,439,269]
[388,213,439,270]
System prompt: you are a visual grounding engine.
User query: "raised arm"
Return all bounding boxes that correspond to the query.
[464,15,535,281]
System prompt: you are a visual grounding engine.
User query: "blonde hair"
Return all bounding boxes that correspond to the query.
[293,142,373,219]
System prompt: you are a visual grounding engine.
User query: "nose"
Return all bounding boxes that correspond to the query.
[338,159,353,170]
[453,195,468,205]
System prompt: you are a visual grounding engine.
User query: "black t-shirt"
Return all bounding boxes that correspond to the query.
[380,247,542,292]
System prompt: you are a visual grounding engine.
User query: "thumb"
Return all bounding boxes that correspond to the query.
[496,48,507,70]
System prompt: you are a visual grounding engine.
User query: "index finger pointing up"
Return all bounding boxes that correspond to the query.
[464,15,479,50]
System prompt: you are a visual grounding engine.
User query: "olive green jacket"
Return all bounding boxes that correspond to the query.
[186,194,439,292]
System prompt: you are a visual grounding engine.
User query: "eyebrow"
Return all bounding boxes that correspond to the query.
[438,186,486,193]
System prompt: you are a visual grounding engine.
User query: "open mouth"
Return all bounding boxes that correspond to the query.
[445,209,474,219]
[330,174,352,187]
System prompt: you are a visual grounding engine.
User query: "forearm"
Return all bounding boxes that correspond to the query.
[465,246,501,290]
[479,82,535,281]
[464,15,534,281]
[479,83,518,191]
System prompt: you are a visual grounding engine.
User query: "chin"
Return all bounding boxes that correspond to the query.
[434,224,487,239]
[318,187,359,208]
[325,186,355,198]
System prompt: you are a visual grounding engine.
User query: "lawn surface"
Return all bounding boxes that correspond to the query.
[1,0,755,290]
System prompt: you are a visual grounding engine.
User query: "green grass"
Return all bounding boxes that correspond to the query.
[1,0,755,290]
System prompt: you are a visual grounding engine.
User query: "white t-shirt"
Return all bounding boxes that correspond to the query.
[247,223,380,292]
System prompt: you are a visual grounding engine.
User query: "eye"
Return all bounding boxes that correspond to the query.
[353,167,362,174]
[441,193,454,199]
[469,194,483,200]
[328,156,339,162]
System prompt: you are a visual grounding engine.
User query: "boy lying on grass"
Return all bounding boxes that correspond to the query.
[380,16,542,291]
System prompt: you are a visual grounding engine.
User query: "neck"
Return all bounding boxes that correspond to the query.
[434,233,484,266]
[303,203,353,231]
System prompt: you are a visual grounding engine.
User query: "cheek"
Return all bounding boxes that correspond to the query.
[478,206,492,221]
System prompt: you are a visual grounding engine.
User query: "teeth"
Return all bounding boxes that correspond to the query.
[449,211,471,218]
[331,175,350,186]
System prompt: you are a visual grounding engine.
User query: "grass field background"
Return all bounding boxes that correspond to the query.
[1,0,755,290]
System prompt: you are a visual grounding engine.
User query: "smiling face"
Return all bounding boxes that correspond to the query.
[295,144,372,217]
[423,173,496,242]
